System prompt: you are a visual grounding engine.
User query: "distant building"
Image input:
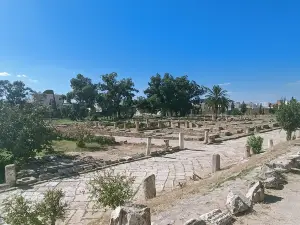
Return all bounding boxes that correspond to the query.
[32,93,64,107]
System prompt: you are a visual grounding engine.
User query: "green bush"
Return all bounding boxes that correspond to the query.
[88,169,135,209]
[3,189,68,225]
[247,135,264,154]
[0,103,56,161]
[90,136,116,145]
[0,149,13,183]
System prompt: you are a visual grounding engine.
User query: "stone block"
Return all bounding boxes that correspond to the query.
[226,191,252,215]
[16,176,38,185]
[142,174,156,200]
[5,164,16,187]
[212,154,220,173]
[110,204,151,225]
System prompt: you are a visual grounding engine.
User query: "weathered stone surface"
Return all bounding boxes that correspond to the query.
[17,169,37,178]
[16,176,38,185]
[5,164,16,186]
[39,173,55,181]
[246,181,265,203]
[266,156,295,173]
[110,204,151,225]
[142,174,156,200]
[258,165,286,189]
[184,218,206,225]
[199,209,232,225]
[226,191,252,215]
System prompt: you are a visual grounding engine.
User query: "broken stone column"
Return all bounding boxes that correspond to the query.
[5,164,16,187]
[110,204,151,225]
[212,154,220,173]
[245,127,251,134]
[124,122,127,129]
[179,132,184,149]
[142,174,156,200]
[204,129,209,144]
[268,139,274,150]
[113,122,117,129]
[164,139,170,149]
[145,119,149,127]
[135,121,140,132]
[185,121,190,128]
[158,121,162,129]
[245,144,251,158]
[146,137,151,156]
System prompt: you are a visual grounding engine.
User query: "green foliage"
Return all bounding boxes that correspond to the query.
[97,72,138,119]
[247,135,264,154]
[240,101,247,114]
[144,73,205,116]
[90,136,116,145]
[0,103,56,161]
[88,169,135,209]
[205,85,231,117]
[228,108,242,116]
[276,98,300,140]
[0,80,33,106]
[35,189,67,225]
[259,104,264,115]
[3,189,67,225]
[0,149,13,183]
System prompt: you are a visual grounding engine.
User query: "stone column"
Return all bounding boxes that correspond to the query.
[268,139,274,150]
[179,132,184,149]
[185,121,190,128]
[113,122,117,129]
[5,164,16,187]
[245,127,251,134]
[158,121,162,129]
[212,154,220,173]
[123,122,127,129]
[204,129,209,144]
[135,121,140,132]
[146,137,151,156]
[245,144,251,158]
[255,126,260,133]
[212,114,216,121]
[142,174,156,200]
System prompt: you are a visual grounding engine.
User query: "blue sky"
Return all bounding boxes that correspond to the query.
[1,0,300,103]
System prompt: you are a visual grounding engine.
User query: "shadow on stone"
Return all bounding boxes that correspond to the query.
[185,149,206,152]
[290,168,300,175]
[264,194,283,204]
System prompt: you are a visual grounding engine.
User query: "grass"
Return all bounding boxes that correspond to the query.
[52,140,108,153]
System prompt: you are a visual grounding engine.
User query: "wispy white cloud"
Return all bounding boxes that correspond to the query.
[218,82,231,86]
[0,72,10,76]
[29,79,38,83]
[16,74,27,78]
[287,80,300,86]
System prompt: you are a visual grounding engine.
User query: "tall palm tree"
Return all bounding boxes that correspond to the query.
[205,85,231,120]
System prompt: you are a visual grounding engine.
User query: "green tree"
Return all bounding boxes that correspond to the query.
[205,85,231,119]
[67,74,97,108]
[144,73,205,116]
[276,98,300,140]
[231,101,235,110]
[240,101,247,114]
[0,80,33,105]
[0,102,55,161]
[259,104,264,115]
[97,72,138,119]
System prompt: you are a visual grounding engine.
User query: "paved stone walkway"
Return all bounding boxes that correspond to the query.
[0,130,287,225]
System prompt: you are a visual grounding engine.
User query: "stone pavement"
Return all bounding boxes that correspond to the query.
[0,130,287,225]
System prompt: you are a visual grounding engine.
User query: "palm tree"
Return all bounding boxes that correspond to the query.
[205,85,231,120]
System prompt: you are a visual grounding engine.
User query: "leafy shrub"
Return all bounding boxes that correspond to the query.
[228,108,242,116]
[0,103,56,161]
[88,169,135,209]
[90,136,116,145]
[0,149,13,183]
[247,135,264,154]
[3,189,68,225]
